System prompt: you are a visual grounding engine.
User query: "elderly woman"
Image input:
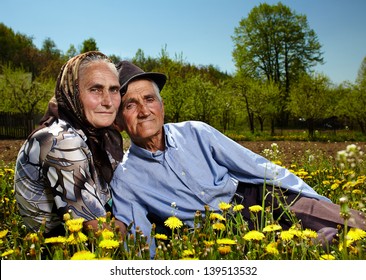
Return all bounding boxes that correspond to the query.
[14,51,126,237]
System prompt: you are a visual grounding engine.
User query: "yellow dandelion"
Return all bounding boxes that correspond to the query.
[1,249,14,257]
[63,213,71,221]
[26,233,39,243]
[330,183,339,190]
[265,242,279,255]
[99,239,120,249]
[67,232,88,244]
[302,229,318,239]
[182,249,195,257]
[4,168,14,175]
[45,236,67,244]
[249,205,263,213]
[164,216,183,230]
[347,228,366,241]
[263,224,282,232]
[203,240,215,247]
[66,218,84,232]
[216,238,236,245]
[320,254,335,260]
[338,239,354,250]
[209,213,226,221]
[280,230,294,241]
[101,229,114,240]
[0,229,9,239]
[71,250,96,260]
[233,204,244,212]
[289,227,302,237]
[243,230,265,241]
[212,222,226,231]
[97,217,107,223]
[154,234,168,240]
[218,245,231,255]
[218,202,232,211]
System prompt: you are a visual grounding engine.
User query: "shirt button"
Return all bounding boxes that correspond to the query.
[181,171,186,176]
[201,191,205,196]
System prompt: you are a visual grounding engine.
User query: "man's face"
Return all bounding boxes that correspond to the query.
[120,79,164,143]
[78,61,121,128]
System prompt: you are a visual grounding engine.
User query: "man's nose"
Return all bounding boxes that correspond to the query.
[138,102,150,116]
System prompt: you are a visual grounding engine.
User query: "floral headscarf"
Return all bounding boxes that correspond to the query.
[36,51,123,183]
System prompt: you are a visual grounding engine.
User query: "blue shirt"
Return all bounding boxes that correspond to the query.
[111,121,330,250]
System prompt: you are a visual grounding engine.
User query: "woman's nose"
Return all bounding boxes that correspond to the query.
[101,92,113,106]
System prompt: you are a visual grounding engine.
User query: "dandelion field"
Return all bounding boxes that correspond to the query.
[1,142,366,260]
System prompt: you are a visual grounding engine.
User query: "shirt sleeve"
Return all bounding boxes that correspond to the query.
[202,123,331,202]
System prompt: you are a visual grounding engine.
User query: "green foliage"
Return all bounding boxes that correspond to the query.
[0,65,54,115]
[1,17,366,137]
[288,73,335,139]
[80,38,99,53]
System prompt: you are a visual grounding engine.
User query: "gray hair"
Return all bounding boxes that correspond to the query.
[79,53,118,77]
[151,80,163,102]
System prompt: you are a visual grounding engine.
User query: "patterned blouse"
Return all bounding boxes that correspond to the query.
[14,119,113,234]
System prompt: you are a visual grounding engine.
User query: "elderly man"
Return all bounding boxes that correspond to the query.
[111,61,366,255]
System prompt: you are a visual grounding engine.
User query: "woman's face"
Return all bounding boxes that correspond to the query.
[78,61,121,128]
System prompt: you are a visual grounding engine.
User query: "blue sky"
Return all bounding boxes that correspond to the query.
[1,0,365,84]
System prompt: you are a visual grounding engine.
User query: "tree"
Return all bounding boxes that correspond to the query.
[65,44,78,59]
[356,56,366,85]
[0,23,39,76]
[191,76,218,124]
[231,75,255,133]
[249,79,281,133]
[38,38,64,79]
[287,73,333,139]
[232,2,323,127]
[0,65,54,116]
[80,38,98,53]
[338,57,366,134]
[108,54,122,64]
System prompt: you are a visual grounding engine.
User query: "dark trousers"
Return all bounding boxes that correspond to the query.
[233,182,366,231]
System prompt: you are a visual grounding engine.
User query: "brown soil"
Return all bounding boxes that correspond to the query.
[1,139,365,167]
[0,139,25,166]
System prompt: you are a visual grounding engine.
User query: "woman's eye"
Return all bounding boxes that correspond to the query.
[111,88,119,94]
[90,88,102,94]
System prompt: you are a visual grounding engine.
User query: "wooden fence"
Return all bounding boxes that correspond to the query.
[0,112,41,139]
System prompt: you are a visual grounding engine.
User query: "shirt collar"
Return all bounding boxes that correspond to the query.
[129,124,177,160]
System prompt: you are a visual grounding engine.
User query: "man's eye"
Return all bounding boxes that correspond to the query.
[125,103,137,110]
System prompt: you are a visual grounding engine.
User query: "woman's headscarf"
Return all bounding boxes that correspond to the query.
[36,51,123,183]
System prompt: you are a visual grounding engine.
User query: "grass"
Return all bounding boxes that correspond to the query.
[0,141,365,260]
